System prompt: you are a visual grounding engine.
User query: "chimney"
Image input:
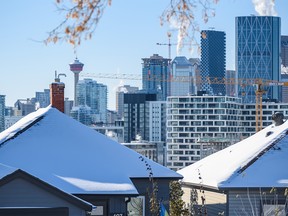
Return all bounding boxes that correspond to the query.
[50,71,66,113]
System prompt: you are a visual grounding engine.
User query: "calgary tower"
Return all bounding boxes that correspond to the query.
[69,58,84,106]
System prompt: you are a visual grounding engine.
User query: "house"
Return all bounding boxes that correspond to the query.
[0,105,181,215]
[178,113,288,215]
[0,164,92,216]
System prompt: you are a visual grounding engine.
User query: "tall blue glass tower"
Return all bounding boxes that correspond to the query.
[236,16,281,103]
[142,54,170,100]
[200,30,226,96]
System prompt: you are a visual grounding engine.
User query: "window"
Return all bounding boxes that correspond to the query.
[127,196,145,216]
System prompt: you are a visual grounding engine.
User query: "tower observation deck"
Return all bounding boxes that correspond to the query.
[69,58,84,106]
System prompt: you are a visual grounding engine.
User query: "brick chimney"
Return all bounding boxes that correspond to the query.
[50,72,66,113]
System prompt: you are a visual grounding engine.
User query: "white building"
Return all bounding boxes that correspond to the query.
[148,101,166,142]
[166,95,242,170]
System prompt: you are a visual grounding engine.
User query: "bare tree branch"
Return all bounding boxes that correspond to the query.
[45,0,219,50]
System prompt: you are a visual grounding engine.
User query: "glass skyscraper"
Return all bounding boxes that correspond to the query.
[76,79,107,123]
[200,30,226,96]
[0,95,5,132]
[236,16,281,103]
[142,54,170,100]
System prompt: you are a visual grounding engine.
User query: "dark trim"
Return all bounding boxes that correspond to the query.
[0,115,45,148]
[130,176,182,181]
[0,169,92,211]
[219,186,288,191]
[0,207,68,216]
[182,181,226,194]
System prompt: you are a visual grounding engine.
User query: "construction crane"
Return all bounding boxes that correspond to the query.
[156,32,176,63]
[81,73,288,132]
[255,81,266,132]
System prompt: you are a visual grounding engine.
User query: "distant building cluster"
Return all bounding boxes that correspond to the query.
[1,15,288,172]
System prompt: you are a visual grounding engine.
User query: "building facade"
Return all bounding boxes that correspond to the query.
[76,79,107,123]
[116,85,139,119]
[166,95,242,170]
[142,54,170,100]
[148,101,167,143]
[171,56,196,96]
[35,89,50,108]
[281,35,288,67]
[0,95,5,132]
[236,16,281,103]
[200,30,226,96]
[123,92,157,142]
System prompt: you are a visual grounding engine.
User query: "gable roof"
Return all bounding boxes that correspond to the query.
[178,119,288,190]
[0,167,92,211]
[0,106,181,195]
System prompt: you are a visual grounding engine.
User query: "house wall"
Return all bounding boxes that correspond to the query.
[182,185,226,215]
[227,188,288,216]
[0,178,87,216]
[132,178,171,216]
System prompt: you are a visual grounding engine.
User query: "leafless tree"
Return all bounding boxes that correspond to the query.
[45,0,219,49]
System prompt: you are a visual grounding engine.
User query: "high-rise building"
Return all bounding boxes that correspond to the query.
[226,70,236,97]
[236,16,281,103]
[14,99,35,116]
[116,85,139,119]
[148,101,167,143]
[189,58,201,93]
[35,89,50,108]
[281,35,288,67]
[69,58,84,106]
[76,78,108,123]
[123,92,157,142]
[0,95,5,132]
[171,56,196,96]
[64,98,74,116]
[142,54,170,100]
[200,30,226,96]
[166,95,242,170]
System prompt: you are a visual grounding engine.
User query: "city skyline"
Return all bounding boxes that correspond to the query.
[1,1,288,110]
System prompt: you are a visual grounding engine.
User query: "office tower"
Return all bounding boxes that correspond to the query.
[226,70,236,97]
[76,78,107,123]
[35,89,50,108]
[70,105,92,125]
[281,36,288,102]
[0,95,5,132]
[148,101,167,142]
[236,16,281,103]
[69,58,84,106]
[166,95,242,170]
[200,30,226,96]
[281,36,288,67]
[123,92,157,142]
[14,99,35,116]
[171,56,196,96]
[189,58,201,93]
[116,85,139,119]
[142,54,170,100]
[64,98,74,116]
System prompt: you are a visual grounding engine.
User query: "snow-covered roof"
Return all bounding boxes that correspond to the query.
[0,106,181,195]
[178,119,288,189]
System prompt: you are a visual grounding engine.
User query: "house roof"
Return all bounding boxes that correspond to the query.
[0,166,92,211]
[0,106,181,195]
[178,119,288,189]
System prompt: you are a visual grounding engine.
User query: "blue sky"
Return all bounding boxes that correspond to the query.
[1,0,287,110]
